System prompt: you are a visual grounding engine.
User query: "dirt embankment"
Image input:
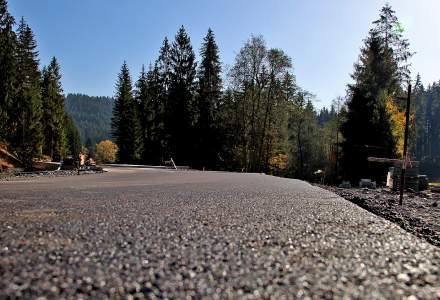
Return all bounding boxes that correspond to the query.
[320,185,440,248]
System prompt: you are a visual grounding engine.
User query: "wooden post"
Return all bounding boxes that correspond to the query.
[170,158,177,170]
[399,83,412,205]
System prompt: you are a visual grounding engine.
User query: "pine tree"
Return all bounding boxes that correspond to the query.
[135,65,152,163]
[0,0,16,143]
[341,30,398,182]
[372,4,413,82]
[156,37,172,93]
[64,114,81,159]
[196,28,222,169]
[41,57,66,160]
[13,18,43,168]
[85,137,94,159]
[168,26,197,165]
[341,5,415,183]
[154,38,173,161]
[136,63,167,164]
[111,62,141,163]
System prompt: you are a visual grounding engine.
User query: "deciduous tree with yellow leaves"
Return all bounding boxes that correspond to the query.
[95,140,118,163]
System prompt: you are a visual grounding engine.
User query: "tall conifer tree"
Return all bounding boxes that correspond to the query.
[342,23,401,181]
[0,0,16,143]
[64,114,81,159]
[111,62,141,163]
[13,18,43,168]
[155,38,173,160]
[157,37,172,93]
[136,64,166,164]
[168,26,197,165]
[372,4,413,82]
[196,28,222,169]
[41,57,66,160]
[136,65,151,163]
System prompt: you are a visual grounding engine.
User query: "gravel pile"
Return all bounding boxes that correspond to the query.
[320,185,440,247]
[0,169,104,182]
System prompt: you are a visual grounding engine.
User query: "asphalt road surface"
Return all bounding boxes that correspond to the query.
[1,168,440,299]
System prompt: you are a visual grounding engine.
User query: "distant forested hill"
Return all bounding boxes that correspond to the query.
[65,94,113,145]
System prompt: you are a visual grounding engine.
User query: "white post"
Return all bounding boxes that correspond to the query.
[170,158,177,170]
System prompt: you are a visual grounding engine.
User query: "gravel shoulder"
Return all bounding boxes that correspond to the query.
[0,169,105,182]
[1,168,440,299]
[320,185,440,248]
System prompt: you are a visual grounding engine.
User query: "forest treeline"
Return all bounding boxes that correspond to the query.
[340,4,440,181]
[111,27,339,178]
[65,94,113,146]
[0,0,81,168]
[2,0,440,181]
[112,4,440,181]
[413,78,440,179]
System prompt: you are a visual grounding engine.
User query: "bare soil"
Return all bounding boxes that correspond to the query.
[320,185,440,248]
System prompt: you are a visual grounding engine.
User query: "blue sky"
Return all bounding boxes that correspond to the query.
[8,0,440,108]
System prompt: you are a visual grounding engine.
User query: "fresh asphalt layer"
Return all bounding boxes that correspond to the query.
[1,167,440,299]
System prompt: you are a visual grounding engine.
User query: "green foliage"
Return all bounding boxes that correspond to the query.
[412,76,440,179]
[288,95,326,179]
[111,62,141,163]
[65,93,113,145]
[372,4,413,82]
[41,57,67,160]
[12,18,43,168]
[213,39,331,178]
[195,28,222,169]
[167,26,197,165]
[341,5,412,182]
[108,29,331,178]
[221,36,301,173]
[64,113,81,158]
[85,137,94,158]
[0,3,80,168]
[0,0,16,143]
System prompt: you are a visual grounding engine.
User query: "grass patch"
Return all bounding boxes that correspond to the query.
[429,182,440,187]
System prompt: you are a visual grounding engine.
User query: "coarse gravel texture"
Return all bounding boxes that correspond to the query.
[320,185,440,249]
[0,169,104,182]
[1,167,440,299]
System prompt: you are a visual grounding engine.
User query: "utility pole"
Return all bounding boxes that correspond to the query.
[335,97,341,184]
[399,83,412,206]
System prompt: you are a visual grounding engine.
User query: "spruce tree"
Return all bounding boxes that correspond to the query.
[13,18,43,168]
[135,65,151,163]
[412,74,427,160]
[0,0,16,143]
[85,137,94,158]
[156,37,172,93]
[196,28,222,169]
[341,30,398,182]
[341,5,415,183]
[64,114,81,159]
[136,64,167,164]
[168,26,197,165]
[41,57,66,160]
[372,4,413,82]
[111,62,141,163]
[155,37,173,160]
[149,65,167,163]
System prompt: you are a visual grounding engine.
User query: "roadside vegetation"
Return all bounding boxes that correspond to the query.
[109,4,440,183]
[95,140,118,164]
[1,1,440,183]
[0,0,80,169]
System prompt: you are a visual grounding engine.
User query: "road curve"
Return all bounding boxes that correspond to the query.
[1,167,440,299]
